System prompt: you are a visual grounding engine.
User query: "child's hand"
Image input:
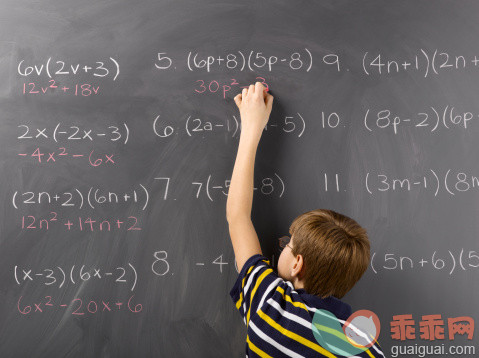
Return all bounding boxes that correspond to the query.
[234,82,274,137]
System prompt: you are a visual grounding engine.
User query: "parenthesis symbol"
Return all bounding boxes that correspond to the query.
[58,266,65,288]
[140,184,148,211]
[70,265,76,284]
[186,115,191,137]
[206,174,213,202]
[53,123,60,143]
[365,172,372,194]
[362,52,369,76]
[110,57,120,80]
[444,169,454,196]
[297,112,305,137]
[129,262,137,291]
[46,57,52,78]
[448,250,455,275]
[431,49,438,75]
[124,123,129,144]
[14,265,20,284]
[430,169,439,197]
[429,106,439,132]
[232,115,239,138]
[187,51,192,72]
[275,173,285,198]
[247,51,253,72]
[371,252,377,274]
[305,48,312,72]
[459,248,465,271]
[420,49,429,78]
[364,109,372,132]
[76,188,84,209]
[13,191,18,209]
[87,187,94,209]
[238,51,246,72]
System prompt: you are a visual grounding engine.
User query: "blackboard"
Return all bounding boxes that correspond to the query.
[1,0,478,357]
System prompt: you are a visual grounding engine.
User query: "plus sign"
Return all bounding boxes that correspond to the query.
[64,220,73,230]
[83,65,92,72]
[116,219,124,228]
[124,194,130,201]
[419,258,428,267]
[217,56,224,64]
[54,194,60,201]
[62,86,69,92]
[402,62,411,70]
[472,56,479,66]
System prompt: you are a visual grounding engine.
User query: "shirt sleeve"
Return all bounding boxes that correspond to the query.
[229,253,283,326]
[358,340,386,358]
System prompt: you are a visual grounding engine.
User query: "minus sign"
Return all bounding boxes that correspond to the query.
[196,263,205,265]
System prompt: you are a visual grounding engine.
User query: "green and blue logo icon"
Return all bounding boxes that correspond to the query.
[312,309,381,357]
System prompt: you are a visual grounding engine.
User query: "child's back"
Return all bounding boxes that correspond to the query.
[230,209,385,357]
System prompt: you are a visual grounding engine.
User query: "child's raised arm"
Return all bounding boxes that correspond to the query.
[226,82,274,272]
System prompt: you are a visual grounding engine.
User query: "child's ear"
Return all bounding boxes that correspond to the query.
[291,254,304,277]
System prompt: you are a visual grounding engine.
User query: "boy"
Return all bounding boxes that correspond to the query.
[226,82,385,357]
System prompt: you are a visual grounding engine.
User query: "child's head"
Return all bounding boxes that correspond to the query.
[277,209,370,299]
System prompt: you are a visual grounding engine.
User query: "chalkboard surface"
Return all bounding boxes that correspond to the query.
[1,0,478,357]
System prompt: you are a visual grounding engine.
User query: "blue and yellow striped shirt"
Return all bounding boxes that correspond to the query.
[230,254,385,358]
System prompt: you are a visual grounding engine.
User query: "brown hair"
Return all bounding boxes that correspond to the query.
[288,209,370,299]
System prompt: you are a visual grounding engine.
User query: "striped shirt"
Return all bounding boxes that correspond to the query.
[230,254,386,358]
